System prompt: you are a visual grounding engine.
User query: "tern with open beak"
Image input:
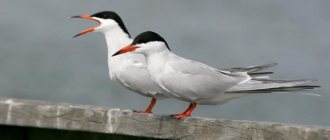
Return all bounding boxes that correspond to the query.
[72,11,172,113]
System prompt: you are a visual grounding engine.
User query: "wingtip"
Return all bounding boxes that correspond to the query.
[297,79,319,83]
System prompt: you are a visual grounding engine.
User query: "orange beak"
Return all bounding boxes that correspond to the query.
[112,45,139,57]
[72,15,101,38]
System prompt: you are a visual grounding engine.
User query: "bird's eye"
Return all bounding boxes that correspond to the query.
[137,39,144,44]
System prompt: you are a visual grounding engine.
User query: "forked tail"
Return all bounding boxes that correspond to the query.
[222,63,278,78]
[226,79,320,93]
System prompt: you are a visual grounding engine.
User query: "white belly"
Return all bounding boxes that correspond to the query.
[108,53,168,98]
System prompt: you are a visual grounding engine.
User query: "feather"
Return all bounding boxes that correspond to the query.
[226,79,320,93]
[222,63,278,74]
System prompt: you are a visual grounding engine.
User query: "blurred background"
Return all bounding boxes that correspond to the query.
[0,0,329,126]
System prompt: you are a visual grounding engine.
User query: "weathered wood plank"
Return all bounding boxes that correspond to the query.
[0,97,329,140]
[0,125,159,140]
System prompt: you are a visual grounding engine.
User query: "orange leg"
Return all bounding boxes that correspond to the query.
[134,98,156,114]
[170,102,197,119]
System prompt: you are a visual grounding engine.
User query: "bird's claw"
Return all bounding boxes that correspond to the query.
[170,114,191,119]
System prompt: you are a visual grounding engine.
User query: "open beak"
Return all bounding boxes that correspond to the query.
[112,45,139,57]
[71,15,101,38]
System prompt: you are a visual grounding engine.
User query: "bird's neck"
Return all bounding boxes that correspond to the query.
[103,27,132,55]
[102,27,133,79]
[146,47,173,61]
[145,49,174,73]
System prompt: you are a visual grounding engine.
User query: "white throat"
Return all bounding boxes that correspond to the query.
[101,25,133,79]
[103,26,133,54]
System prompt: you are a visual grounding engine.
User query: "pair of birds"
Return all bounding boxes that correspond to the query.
[72,11,319,119]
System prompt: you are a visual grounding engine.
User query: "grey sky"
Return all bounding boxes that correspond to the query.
[0,0,329,126]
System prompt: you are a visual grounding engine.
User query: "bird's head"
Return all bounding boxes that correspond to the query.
[112,31,170,57]
[72,11,130,38]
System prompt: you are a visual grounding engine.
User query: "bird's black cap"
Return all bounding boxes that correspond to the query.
[132,31,171,51]
[92,11,130,37]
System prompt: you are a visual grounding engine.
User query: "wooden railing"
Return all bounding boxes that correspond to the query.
[0,97,329,140]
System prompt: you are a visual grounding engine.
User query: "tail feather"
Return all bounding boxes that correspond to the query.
[227,85,320,93]
[226,79,320,93]
[221,63,277,79]
[223,63,278,74]
[249,71,274,76]
[221,63,320,94]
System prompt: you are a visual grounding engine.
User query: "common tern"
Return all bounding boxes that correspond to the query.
[72,11,169,113]
[113,31,319,119]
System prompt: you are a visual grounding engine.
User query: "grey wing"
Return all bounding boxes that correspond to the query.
[222,63,277,74]
[156,59,248,101]
[220,63,278,79]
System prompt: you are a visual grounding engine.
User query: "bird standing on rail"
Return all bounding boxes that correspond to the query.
[71,11,280,113]
[72,11,170,113]
[113,31,319,119]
